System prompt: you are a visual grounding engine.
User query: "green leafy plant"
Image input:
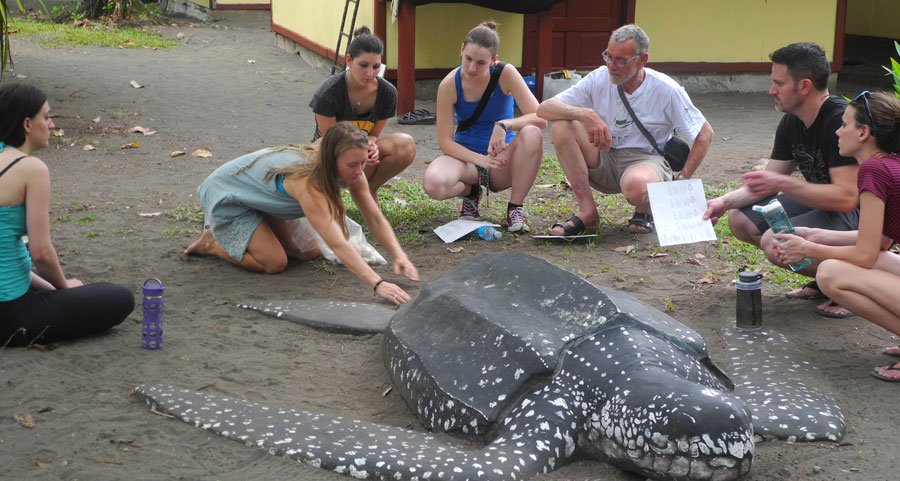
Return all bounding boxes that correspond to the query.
[1,0,10,77]
[884,40,900,98]
[10,18,176,49]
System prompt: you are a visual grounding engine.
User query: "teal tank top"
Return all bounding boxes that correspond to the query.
[0,204,31,301]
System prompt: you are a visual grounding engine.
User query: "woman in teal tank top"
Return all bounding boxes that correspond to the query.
[0,84,134,346]
[184,122,419,305]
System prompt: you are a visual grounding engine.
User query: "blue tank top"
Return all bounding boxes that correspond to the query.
[453,65,515,155]
[0,203,31,301]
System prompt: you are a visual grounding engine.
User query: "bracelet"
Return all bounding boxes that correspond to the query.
[494,121,510,132]
[373,279,385,294]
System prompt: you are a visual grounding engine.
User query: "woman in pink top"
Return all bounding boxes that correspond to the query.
[774,91,900,381]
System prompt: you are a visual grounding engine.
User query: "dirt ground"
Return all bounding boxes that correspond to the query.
[1,10,898,481]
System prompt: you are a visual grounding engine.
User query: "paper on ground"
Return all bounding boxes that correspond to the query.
[647,179,717,246]
[434,219,501,243]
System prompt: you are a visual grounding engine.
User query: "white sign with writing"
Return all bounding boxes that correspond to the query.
[433,219,501,243]
[647,179,717,246]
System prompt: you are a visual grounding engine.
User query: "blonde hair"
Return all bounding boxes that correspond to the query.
[264,122,368,238]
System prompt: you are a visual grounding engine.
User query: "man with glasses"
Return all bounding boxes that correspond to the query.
[704,42,860,318]
[537,24,713,235]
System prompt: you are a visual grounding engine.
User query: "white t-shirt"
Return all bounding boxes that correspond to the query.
[554,66,706,152]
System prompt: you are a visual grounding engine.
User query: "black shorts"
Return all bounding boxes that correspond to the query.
[739,193,860,233]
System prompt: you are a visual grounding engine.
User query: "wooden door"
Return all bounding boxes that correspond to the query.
[523,0,627,72]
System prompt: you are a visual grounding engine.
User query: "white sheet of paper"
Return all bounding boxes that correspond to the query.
[433,219,501,243]
[647,179,717,246]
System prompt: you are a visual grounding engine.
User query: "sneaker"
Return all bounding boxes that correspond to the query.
[506,206,529,232]
[459,185,482,220]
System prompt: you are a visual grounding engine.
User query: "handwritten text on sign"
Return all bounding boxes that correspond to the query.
[647,179,717,246]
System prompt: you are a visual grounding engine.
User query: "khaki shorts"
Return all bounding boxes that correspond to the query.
[587,148,674,193]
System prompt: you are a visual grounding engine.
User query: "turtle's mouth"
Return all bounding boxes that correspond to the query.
[579,412,754,480]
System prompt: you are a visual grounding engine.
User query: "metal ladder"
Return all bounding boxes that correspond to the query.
[330,0,361,75]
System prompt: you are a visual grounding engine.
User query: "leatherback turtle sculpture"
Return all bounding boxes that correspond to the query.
[137,252,754,480]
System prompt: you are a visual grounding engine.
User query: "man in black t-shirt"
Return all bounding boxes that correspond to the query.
[704,43,860,317]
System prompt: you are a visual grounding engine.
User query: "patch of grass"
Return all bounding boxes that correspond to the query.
[74,213,97,223]
[343,180,454,247]
[162,228,194,236]
[707,211,806,288]
[665,297,677,313]
[54,214,71,223]
[86,231,99,238]
[10,18,176,49]
[165,204,204,224]
[68,202,87,212]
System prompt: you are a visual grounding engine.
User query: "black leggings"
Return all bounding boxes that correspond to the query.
[0,282,135,347]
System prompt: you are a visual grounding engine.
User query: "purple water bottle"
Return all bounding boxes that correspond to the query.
[142,278,164,349]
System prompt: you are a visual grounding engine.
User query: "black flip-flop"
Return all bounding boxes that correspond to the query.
[871,360,900,382]
[785,280,827,299]
[549,214,596,236]
[397,109,436,125]
[626,212,654,234]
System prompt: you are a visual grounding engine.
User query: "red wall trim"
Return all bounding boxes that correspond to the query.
[385,63,776,79]
[625,0,636,23]
[397,1,416,114]
[215,3,270,10]
[375,0,387,52]
[384,68,450,81]
[272,23,337,61]
[649,62,772,73]
[832,0,847,73]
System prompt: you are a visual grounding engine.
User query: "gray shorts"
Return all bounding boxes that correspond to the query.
[587,148,674,193]
[739,193,860,233]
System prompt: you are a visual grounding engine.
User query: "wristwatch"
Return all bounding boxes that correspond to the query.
[494,121,510,132]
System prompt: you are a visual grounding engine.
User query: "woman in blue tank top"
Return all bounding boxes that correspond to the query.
[422,21,547,233]
[0,84,134,346]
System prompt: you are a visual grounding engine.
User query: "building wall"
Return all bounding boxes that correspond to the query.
[217,0,269,6]
[272,0,844,69]
[845,0,900,39]
[636,0,841,62]
[272,0,376,55]
[383,4,524,69]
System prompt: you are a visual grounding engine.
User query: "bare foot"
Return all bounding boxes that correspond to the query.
[815,299,854,319]
[883,346,900,358]
[871,361,900,382]
[184,229,215,256]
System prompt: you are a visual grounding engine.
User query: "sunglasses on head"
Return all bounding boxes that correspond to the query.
[854,91,877,134]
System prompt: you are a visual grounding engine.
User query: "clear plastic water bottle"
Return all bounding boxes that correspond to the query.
[752,200,812,271]
[735,271,763,330]
[142,278,164,350]
[475,226,502,241]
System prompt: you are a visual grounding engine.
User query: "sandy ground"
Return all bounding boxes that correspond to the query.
[0,11,898,481]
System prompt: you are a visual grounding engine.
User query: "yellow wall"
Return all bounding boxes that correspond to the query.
[272,0,375,52]
[188,0,210,8]
[217,0,268,5]
[383,4,524,69]
[846,0,900,38]
[272,0,845,68]
[636,0,840,62]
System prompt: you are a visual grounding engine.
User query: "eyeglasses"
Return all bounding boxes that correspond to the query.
[602,50,640,68]
[854,91,877,134]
